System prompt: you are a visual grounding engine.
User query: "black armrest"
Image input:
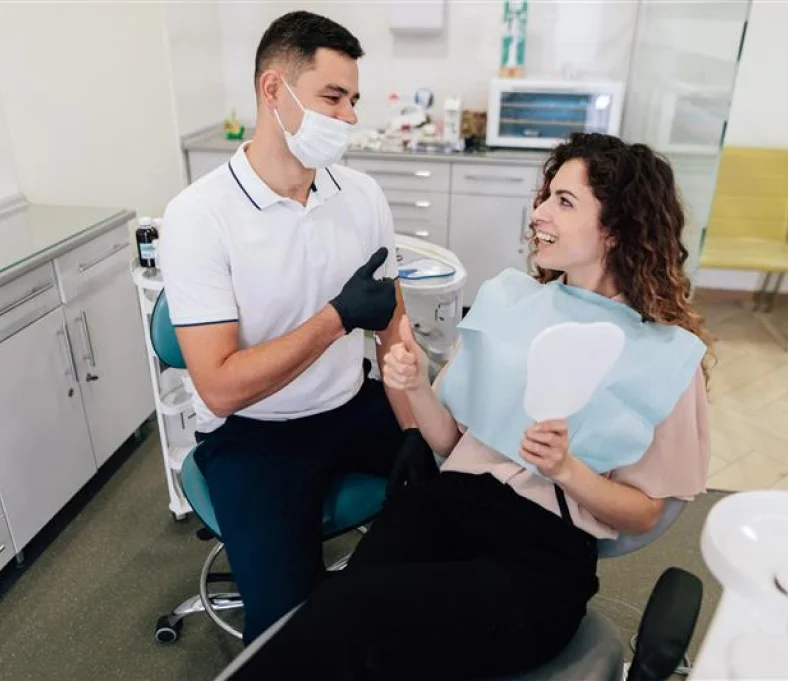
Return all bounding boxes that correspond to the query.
[385,429,439,500]
[627,567,703,681]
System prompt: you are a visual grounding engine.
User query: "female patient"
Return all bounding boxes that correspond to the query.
[238,133,713,680]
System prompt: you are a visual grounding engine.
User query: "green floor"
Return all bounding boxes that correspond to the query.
[0,431,726,680]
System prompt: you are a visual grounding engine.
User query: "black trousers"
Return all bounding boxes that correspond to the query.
[233,472,600,680]
[194,377,405,644]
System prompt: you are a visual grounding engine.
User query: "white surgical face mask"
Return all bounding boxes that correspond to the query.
[274,79,352,169]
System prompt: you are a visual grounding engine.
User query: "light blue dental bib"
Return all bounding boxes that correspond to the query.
[438,269,706,475]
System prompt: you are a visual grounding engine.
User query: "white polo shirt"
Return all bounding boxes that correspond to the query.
[159,142,396,433]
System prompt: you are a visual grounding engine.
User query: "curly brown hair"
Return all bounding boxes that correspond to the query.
[529,133,715,385]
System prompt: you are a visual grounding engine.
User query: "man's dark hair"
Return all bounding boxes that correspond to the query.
[254,11,363,94]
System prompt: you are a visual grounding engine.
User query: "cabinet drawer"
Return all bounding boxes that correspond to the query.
[56,223,133,302]
[394,220,448,248]
[345,158,450,193]
[0,262,60,343]
[385,190,449,226]
[0,515,13,570]
[451,163,540,197]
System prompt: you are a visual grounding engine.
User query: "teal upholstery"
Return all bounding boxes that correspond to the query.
[150,292,186,370]
[180,448,221,535]
[321,473,386,538]
[181,447,387,540]
[149,289,389,539]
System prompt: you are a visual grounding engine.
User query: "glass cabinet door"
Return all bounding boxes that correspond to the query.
[621,0,751,280]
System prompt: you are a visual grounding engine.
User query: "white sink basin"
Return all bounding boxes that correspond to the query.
[691,491,788,679]
[701,490,788,610]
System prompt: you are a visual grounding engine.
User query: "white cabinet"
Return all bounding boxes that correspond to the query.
[344,157,451,193]
[382,188,450,246]
[0,308,96,552]
[449,193,533,305]
[447,161,540,305]
[345,157,452,248]
[0,515,14,571]
[0,208,153,562]
[65,262,153,467]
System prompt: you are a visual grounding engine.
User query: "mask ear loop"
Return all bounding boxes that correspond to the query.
[273,78,305,136]
[281,79,306,113]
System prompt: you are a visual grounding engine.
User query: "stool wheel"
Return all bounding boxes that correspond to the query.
[172,512,187,522]
[154,615,183,644]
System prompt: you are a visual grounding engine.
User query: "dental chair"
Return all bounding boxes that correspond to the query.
[150,290,408,643]
[213,462,704,681]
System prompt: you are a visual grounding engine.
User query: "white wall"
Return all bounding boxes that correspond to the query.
[219,0,639,131]
[164,2,227,137]
[725,0,788,148]
[0,96,19,202]
[0,3,185,218]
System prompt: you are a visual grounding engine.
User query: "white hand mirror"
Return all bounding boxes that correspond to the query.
[524,322,625,422]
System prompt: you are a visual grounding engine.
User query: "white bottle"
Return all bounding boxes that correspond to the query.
[443,97,462,149]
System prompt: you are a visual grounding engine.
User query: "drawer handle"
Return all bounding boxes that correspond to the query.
[464,174,524,183]
[389,200,431,209]
[57,323,79,384]
[369,169,432,179]
[0,544,5,554]
[0,282,54,317]
[520,205,531,243]
[76,310,97,367]
[396,229,430,238]
[78,242,129,273]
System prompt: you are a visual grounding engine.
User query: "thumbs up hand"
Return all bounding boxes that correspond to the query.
[330,247,397,333]
[382,315,429,393]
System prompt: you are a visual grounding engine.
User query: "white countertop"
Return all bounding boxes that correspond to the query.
[0,202,135,286]
[181,124,723,171]
[181,125,549,167]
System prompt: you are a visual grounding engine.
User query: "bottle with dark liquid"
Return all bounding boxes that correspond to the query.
[135,216,159,275]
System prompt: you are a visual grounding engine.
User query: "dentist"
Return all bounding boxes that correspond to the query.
[159,10,413,644]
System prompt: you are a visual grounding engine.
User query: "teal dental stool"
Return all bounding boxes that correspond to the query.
[149,291,391,643]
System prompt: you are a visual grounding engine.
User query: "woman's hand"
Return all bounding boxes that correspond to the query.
[382,316,429,393]
[520,420,575,483]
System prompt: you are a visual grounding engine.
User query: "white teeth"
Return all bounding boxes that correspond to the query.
[535,231,557,244]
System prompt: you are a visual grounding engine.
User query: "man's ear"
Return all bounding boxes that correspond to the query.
[258,71,281,109]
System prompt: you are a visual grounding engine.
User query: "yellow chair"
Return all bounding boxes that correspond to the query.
[700,147,788,348]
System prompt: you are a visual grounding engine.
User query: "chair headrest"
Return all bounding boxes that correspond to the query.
[149,291,187,370]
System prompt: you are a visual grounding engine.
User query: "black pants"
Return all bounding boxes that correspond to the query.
[233,472,600,680]
[194,377,405,644]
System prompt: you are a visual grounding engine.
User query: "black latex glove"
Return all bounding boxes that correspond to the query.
[330,247,396,333]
